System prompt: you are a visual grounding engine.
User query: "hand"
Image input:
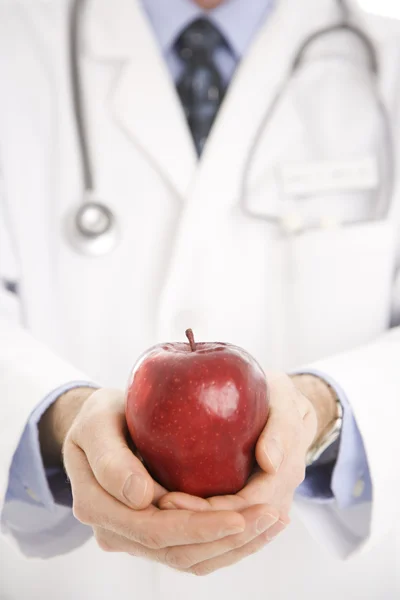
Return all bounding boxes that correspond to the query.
[42,387,280,574]
[159,372,337,573]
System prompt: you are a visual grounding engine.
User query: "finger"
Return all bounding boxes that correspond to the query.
[163,504,279,570]
[160,463,274,511]
[188,519,288,576]
[93,527,158,561]
[161,474,296,519]
[94,505,279,570]
[159,492,213,512]
[128,444,167,504]
[160,491,250,512]
[153,481,169,504]
[255,375,310,475]
[160,464,275,511]
[65,446,246,548]
[71,388,154,509]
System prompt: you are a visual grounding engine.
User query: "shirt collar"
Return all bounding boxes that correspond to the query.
[140,0,275,59]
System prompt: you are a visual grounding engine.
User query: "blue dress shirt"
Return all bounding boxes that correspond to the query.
[141,0,275,84]
[5,0,371,515]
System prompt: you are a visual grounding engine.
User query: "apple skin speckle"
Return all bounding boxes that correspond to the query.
[125,339,269,498]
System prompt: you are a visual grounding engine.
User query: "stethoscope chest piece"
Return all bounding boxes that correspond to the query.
[64,198,120,257]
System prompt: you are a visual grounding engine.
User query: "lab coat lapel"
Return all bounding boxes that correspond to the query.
[83,0,197,200]
[196,0,342,200]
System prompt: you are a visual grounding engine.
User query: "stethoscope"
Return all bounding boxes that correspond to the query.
[66,0,393,256]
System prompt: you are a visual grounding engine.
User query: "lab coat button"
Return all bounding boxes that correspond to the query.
[352,479,365,499]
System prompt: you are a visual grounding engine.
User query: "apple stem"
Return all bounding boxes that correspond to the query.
[185,329,196,352]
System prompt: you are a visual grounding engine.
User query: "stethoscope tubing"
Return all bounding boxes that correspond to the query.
[70,0,93,193]
[67,0,393,254]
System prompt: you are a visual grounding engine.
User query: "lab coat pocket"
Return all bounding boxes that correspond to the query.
[244,55,390,228]
[282,219,397,365]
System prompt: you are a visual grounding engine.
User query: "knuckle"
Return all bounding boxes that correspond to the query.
[135,530,163,550]
[94,531,114,553]
[259,530,274,546]
[62,438,79,473]
[129,545,151,559]
[191,530,210,544]
[190,563,213,577]
[147,532,164,549]
[72,499,91,525]
[70,414,89,443]
[165,548,193,569]
[98,538,114,553]
[73,407,107,446]
[185,515,212,544]
[62,436,73,456]
[93,449,118,480]
[247,542,264,558]
[227,534,245,550]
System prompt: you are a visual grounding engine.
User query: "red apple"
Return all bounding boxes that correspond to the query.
[125,330,269,498]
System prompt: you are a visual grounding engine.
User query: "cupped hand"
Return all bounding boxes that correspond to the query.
[159,373,319,549]
[62,388,280,574]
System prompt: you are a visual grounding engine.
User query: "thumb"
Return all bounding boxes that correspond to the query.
[255,374,310,475]
[255,424,285,475]
[72,388,154,510]
[255,376,290,475]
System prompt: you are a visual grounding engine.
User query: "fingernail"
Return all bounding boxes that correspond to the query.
[222,524,245,537]
[264,438,284,472]
[256,514,278,535]
[266,519,287,541]
[162,502,176,510]
[123,474,148,508]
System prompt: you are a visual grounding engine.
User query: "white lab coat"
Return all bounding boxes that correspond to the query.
[0,0,399,598]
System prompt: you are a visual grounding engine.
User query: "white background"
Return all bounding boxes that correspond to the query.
[358,0,400,19]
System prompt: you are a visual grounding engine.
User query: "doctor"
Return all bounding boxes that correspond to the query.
[0,0,399,598]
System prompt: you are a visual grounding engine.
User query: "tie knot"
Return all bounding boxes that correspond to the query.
[175,18,227,61]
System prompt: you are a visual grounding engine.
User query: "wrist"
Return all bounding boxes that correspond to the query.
[39,386,96,467]
[291,374,338,450]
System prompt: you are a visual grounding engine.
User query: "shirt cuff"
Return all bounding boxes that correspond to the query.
[5,382,97,511]
[293,369,372,508]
